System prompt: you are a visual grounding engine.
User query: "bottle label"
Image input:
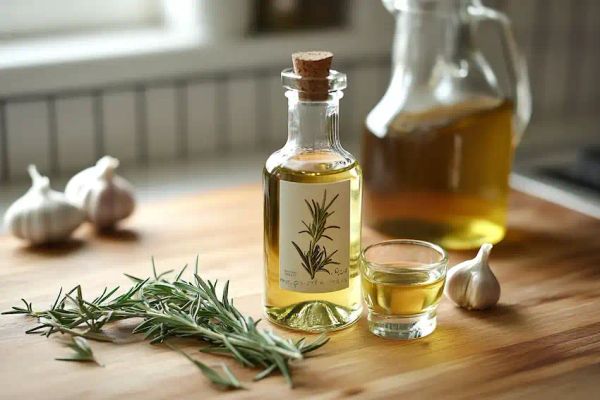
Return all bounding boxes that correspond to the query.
[279,180,350,293]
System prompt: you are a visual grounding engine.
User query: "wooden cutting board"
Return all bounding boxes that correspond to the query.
[1,185,599,399]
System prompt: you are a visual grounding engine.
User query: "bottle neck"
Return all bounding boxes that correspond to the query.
[391,2,473,87]
[286,91,342,150]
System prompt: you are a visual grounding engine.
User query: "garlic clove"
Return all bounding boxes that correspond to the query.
[444,243,501,310]
[65,156,136,230]
[4,165,85,245]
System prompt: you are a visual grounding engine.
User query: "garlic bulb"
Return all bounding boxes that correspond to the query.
[65,156,135,229]
[444,243,501,310]
[4,165,85,245]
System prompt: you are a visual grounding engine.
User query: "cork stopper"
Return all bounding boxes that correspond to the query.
[292,51,333,101]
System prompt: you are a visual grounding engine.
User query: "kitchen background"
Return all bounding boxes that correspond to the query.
[0,0,599,212]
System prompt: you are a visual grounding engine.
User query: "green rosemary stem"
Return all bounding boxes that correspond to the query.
[40,321,117,343]
[142,308,304,361]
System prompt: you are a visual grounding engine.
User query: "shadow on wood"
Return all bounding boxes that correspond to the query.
[18,238,86,256]
[454,303,527,328]
[95,228,140,242]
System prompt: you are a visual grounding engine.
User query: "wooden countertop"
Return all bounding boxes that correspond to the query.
[1,185,599,399]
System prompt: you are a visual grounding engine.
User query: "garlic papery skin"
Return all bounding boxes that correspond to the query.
[444,243,501,310]
[3,166,85,245]
[65,156,135,230]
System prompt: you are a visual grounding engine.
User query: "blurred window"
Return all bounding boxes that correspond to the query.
[0,0,162,40]
[253,0,349,34]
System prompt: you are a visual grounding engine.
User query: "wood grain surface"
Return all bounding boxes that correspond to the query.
[1,185,599,399]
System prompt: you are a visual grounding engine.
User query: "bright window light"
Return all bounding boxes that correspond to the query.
[0,0,163,39]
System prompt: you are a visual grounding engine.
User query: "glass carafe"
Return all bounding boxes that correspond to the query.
[362,0,531,250]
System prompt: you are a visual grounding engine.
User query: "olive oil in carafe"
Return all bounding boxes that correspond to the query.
[363,98,514,250]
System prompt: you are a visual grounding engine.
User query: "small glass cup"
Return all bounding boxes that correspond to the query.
[360,239,448,339]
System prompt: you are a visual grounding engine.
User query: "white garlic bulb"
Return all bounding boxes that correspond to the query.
[4,165,85,245]
[444,243,501,310]
[65,156,135,230]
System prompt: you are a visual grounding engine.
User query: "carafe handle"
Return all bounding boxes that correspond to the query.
[468,4,532,143]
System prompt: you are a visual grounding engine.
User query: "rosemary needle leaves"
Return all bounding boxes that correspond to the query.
[2,258,329,389]
[56,336,103,366]
[167,343,243,390]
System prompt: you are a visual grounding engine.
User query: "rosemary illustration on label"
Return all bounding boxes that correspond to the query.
[291,190,340,280]
[279,180,350,293]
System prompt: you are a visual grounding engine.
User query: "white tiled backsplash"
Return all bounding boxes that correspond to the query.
[0,61,389,182]
[1,0,599,182]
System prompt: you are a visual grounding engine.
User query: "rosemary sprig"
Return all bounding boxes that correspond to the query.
[56,336,103,366]
[292,189,341,279]
[2,258,329,388]
[167,343,243,390]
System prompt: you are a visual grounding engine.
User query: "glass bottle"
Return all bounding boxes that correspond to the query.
[362,0,531,250]
[263,52,362,332]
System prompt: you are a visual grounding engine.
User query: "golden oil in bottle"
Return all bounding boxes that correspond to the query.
[263,52,362,332]
[363,98,514,250]
[361,268,445,316]
[264,153,362,331]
